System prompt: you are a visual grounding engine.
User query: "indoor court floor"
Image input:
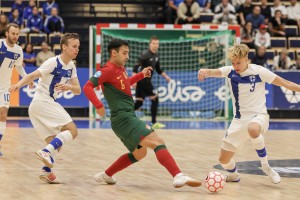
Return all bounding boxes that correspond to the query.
[1,118,299,200]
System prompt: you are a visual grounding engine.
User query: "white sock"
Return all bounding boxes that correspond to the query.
[221,159,237,173]
[251,134,269,165]
[0,121,6,142]
[45,130,73,154]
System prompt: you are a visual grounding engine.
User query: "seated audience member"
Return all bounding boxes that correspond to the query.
[9,9,23,27]
[196,0,212,13]
[269,10,286,37]
[271,0,287,18]
[260,0,271,24]
[23,0,36,20]
[245,6,265,30]
[11,0,25,19]
[286,0,300,27]
[36,41,55,67]
[23,43,36,67]
[177,0,201,24]
[0,14,9,38]
[290,56,300,70]
[231,0,245,9]
[241,21,255,49]
[237,0,253,26]
[252,46,270,69]
[212,0,237,24]
[43,0,59,18]
[254,24,271,49]
[166,0,184,23]
[22,6,43,33]
[274,49,292,70]
[44,7,64,34]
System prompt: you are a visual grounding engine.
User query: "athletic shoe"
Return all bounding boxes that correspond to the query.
[35,149,54,168]
[173,173,202,188]
[224,173,240,182]
[262,165,281,184]
[95,172,117,185]
[152,122,166,129]
[39,171,63,184]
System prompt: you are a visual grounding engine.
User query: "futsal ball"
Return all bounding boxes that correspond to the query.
[205,171,226,193]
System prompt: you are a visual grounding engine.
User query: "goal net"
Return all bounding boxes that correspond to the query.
[90,24,240,119]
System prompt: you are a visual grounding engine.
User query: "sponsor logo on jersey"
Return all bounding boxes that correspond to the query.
[67,69,72,77]
[14,53,19,59]
[94,71,101,78]
[213,159,300,178]
[249,75,256,82]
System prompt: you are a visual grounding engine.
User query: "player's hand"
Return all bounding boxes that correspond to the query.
[9,84,20,92]
[55,83,73,92]
[28,81,34,89]
[198,69,208,81]
[142,66,153,78]
[132,83,137,89]
[96,107,106,117]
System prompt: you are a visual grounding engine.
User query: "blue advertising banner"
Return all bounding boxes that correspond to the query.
[19,67,90,107]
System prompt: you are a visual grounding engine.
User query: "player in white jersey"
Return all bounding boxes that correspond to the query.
[10,33,81,184]
[198,44,300,184]
[0,23,33,157]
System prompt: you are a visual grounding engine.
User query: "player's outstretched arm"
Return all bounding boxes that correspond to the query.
[198,69,222,81]
[9,70,42,92]
[271,75,300,92]
[161,72,171,82]
[83,80,105,115]
[129,66,153,86]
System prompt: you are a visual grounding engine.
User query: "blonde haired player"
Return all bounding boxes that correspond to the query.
[0,23,33,157]
[10,33,81,184]
[198,43,300,184]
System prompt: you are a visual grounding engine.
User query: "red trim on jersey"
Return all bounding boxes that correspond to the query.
[83,80,103,109]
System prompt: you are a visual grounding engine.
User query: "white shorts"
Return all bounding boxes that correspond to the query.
[29,100,73,140]
[222,114,269,152]
[0,88,10,108]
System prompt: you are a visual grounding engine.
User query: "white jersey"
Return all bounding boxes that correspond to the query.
[33,55,77,102]
[220,64,277,118]
[0,39,23,88]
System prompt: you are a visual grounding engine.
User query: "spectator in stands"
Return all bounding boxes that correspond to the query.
[9,9,23,28]
[166,0,183,24]
[44,7,64,34]
[254,24,271,49]
[0,14,9,39]
[43,0,59,18]
[290,56,300,70]
[237,0,254,27]
[241,21,255,48]
[23,0,37,20]
[23,43,36,67]
[211,0,221,11]
[11,0,25,19]
[196,0,212,13]
[286,0,300,27]
[274,49,291,70]
[176,0,201,24]
[212,0,237,24]
[36,41,55,67]
[22,6,43,33]
[245,6,265,30]
[271,0,287,18]
[252,46,270,69]
[231,0,245,9]
[260,0,271,24]
[269,10,286,37]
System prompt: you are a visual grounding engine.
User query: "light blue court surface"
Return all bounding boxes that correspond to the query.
[6,119,300,130]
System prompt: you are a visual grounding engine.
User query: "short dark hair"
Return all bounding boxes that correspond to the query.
[5,23,20,32]
[107,38,129,56]
[60,32,80,51]
[150,35,159,43]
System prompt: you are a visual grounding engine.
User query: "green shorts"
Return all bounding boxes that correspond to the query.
[111,111,153,152]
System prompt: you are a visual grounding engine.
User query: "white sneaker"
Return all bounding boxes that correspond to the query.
[39,171,63,184]
[35,150,54,168]
[262,165,281,184]
[95,172,117,185]
[224,173,240,182]
[173,173,202,188]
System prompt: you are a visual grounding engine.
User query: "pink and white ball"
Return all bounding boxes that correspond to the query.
[205,171,226,193]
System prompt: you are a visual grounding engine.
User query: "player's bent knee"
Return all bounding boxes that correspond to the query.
[134,100,144,110]
[133,147,147,160]
[247,124,261,138]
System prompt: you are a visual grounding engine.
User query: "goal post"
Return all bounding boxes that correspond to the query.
[89,23,240,120]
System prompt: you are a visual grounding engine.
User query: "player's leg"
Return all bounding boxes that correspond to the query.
[148,84,165,129]
[139,131,201,188]
[219,147,240,182]
[0,89,10,157]
[134,83,144,110]
[248,115,280,184]
[95,146,147,184]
